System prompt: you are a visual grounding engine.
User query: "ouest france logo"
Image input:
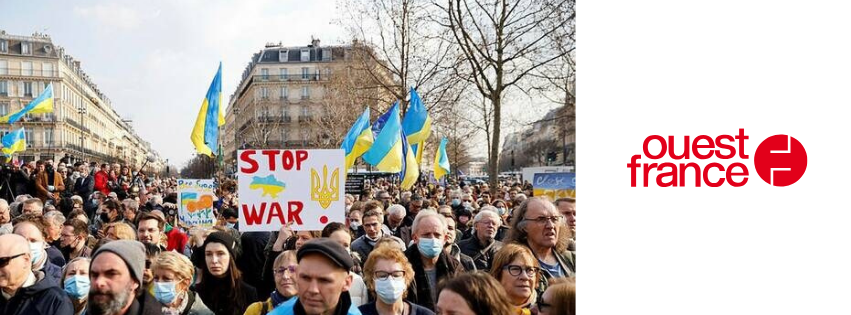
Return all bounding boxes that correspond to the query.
[627,129,807,187]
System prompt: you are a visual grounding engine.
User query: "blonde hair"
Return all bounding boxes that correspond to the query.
[274,250,297,269]
[152,251,194,281]
[106,222,137,240]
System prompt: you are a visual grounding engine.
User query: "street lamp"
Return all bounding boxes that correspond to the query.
[77,106,87,161]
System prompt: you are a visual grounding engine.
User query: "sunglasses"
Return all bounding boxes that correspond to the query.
[0,253,26,268]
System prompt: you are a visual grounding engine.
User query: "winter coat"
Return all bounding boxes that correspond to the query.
[0,271,73,315]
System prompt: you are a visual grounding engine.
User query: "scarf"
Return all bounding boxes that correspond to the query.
[270,290,291,307]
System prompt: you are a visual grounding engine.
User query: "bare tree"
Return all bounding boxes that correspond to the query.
[242,99,287,149]
[337,0,464,117]
[437,0,573,191]
[432,98,477,178]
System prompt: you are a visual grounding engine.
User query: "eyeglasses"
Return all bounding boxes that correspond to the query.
[503,264,540,277]
[374,270,405,280]
[523,215,565,225]
[274,265,297,276]
[0,253,27,268]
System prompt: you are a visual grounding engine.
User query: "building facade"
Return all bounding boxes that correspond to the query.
[221,38,389,169]
[499,106,575,172]
[0,31,163,172]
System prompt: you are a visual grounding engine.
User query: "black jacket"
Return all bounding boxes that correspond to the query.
[237,231,271,297]
[0,271,73,315]
[403,244,461,311]
[74,175,95,202]
[457,237,502,272]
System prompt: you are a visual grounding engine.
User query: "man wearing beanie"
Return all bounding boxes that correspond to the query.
[270,238,361,315]
[88,239,163,315]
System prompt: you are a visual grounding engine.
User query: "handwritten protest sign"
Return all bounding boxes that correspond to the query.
[533,172,576,199]
[237,149,345,232]
[177,179,216,228]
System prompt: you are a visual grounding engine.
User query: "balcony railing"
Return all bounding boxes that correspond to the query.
[254,74,329,82]
[0,68,60,77]
[258,116,292,123]
[298,116,313,123]
[64,118,90,133]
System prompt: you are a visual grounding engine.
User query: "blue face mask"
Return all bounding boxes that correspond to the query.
[225,222,236,229]
[64,275,90,299]
[496,207,506,216]
[375,277,406,304]
[417,237,444,258]
[29,241,43,265]
[153,281,178,304]
[451,199,460,207]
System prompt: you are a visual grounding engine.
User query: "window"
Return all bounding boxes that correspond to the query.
[322,49,331,61]
[0,81,7,96]
[42,63,53,77]
[22,62,33,76]
[260,68,269,80]
[301,67,309,80]
[23,82,33,97]
[44,130,53,146]
[279,68,288,80]
[301,86,309,100]
[280,87,288,99]
[279,50,288,62]
[300,49,310,62]
[25,129,33,147]
[0,40,7,52]
[0,102,8,115]
[282,107,290,118]
[0,60,6,75]
[21,42,31,55]
[260,87,269,99]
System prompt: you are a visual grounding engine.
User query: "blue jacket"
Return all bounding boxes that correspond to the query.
[0,271,73,315]
[268,296,361,315]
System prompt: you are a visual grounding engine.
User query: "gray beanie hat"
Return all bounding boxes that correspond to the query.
[92,240,146,285]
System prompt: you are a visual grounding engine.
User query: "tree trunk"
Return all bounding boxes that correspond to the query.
[489,93,501,194]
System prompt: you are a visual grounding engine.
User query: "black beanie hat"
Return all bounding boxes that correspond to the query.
[203,231,237,257]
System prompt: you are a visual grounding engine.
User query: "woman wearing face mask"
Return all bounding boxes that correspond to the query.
[196,231,258,315]
[151,251,213,315]
[62,257,91,315]
[359,245,434,315]
[244,251,297,315]
[492,199,509,222]
[490,244,541,315]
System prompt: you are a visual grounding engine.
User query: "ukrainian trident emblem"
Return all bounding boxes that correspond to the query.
[310,165,339,209]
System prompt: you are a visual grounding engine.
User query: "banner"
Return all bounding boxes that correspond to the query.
[177,179,216,228]
[345,174,366,196]
[237,149,345,231]
[533,172,576,199]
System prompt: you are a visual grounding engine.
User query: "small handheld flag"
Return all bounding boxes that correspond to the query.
[1,127,27,157]
[434,137,450,180]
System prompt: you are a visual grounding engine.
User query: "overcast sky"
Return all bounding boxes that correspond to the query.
[1,0,559,168]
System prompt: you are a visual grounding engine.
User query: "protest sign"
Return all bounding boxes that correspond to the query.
[177,179,217,228]
[237,149,345,231]
[533,172,576,199]
[345,174,366,196]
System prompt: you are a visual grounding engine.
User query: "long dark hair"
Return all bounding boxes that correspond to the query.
[437,272,514,315]
[197,246,249,315]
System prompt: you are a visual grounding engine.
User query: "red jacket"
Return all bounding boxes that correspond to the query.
[94,170,110,195]
[166,228,188,253]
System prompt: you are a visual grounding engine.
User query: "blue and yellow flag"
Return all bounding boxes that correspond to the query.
[362,102,404,172]
[399,129,420,190]
[434,137,450,180]
[402,88,431,164]
[191,63,225,157]
[1,127,27,157]
[0,84,53,123]
[341,108,374,170]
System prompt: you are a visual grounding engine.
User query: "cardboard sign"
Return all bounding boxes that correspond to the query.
[533,172,576,199]
[237,149,345,231]
[177,179,217,228]
[345,174,366,196]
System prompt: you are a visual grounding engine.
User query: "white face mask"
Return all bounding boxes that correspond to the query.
[375,277,406,304]
[29,241,44,264]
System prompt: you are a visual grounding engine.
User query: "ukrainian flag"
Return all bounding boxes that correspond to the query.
[399,129,419,190]
[362,102,403,172]
[341,108,374,170]
[401,87,431,164]
[190,63,225,157]
[1,127,27,157]
[434,137,450,180]
[0,84,53,123]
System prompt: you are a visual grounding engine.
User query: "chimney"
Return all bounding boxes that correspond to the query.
[74,61,81,69]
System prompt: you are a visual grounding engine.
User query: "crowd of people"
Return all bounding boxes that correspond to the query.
[0,158,576,315]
